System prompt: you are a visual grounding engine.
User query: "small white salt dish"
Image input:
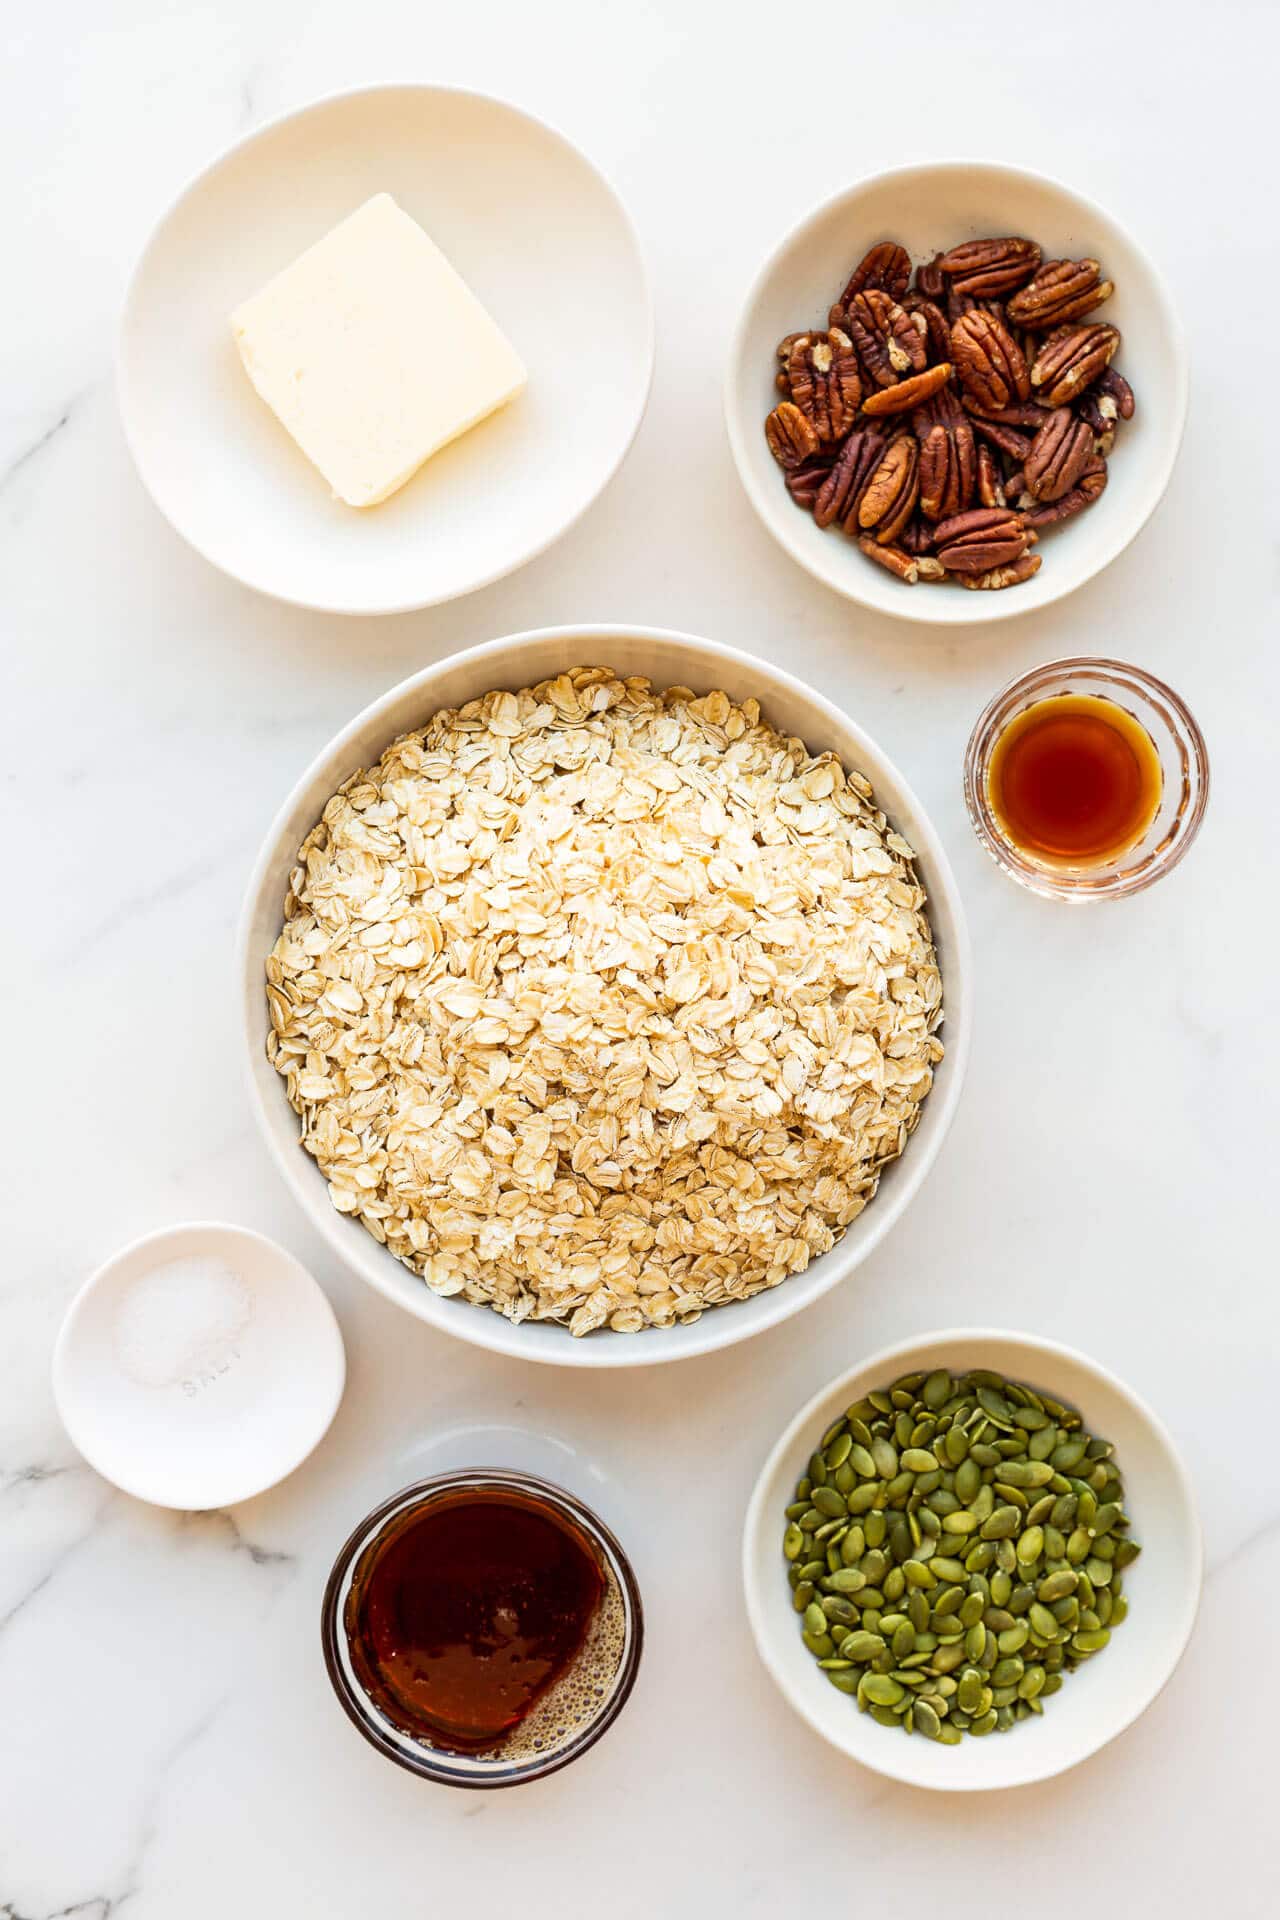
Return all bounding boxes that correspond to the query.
[52,1222,345,1510]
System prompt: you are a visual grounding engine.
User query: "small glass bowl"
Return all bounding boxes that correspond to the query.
[320,1469,643,1788]
[963,656,1209,902]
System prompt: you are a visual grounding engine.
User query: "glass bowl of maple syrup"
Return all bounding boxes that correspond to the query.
[321,1470,643,1787]
[964,657,1209,901]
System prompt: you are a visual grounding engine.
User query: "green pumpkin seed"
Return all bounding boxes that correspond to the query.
[999,1460,1055,1489]
[825,1567,868,1594]
[924,1551,967,1582]
[1037,1568,1077,1603]
[942,1511,978,1535]
[825,1431,853,1471]
[783,1524,804,1560]
[1016,1523,1045,1565]
[913,1698,943,1739]
[862,1675,905,1707]
[922,1370,953,1410]
[980,1505,1021,1540]
[812,1486,845,1518]
[1028,1603,1060,1641]
[838,1630,882,1663]
[891,1620,916,1659]
[839,1527,865,1568]
[976,1386,1016,1428]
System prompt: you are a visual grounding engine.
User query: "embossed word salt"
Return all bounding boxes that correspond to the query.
[112,1254,252,1393]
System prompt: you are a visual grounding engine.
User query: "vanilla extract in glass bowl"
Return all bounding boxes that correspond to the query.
[964,657,1209,901]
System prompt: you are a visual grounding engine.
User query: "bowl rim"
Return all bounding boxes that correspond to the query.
[51,1219,347,1510]
[723,157,1189,627]
[237,622,973,1367]
[116,81,655,616]
[742,1325,1204,1791]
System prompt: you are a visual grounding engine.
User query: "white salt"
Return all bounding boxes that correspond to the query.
[112,1255,253,1389]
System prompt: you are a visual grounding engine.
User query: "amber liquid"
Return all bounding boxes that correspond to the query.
[345,1487,605,1754]
[986,693,1163,866]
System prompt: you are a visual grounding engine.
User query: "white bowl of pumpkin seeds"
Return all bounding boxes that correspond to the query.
[743,1328,1201,1790]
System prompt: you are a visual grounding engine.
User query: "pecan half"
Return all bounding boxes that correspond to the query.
[785,451,836,510]
[901,292,951,364]
[786,329,862,441]
[915,391,977,522]
[900,515,934,556]
[950,309,1030,412]
[1007,258,1114,329]
[937,236,1041,297]
[976,441,1005,509]
[837,241,912,310]
[856,536,946,582]
[933,506,1028,575]
[1097,365,1136,419]
[1030,324,1120,406]
[1023,407,1095,502]
[914,253,946,298]
[862,361,953,417]
[960,395,1047,428]
[812,424,888,530]
[765,401,820,470]
[1019,454,1108,529]
[967,414,1033,462]
[956,553,1042,590]
[846,289,927,389]
[1077,388,1120,454]
[857,433,920,544]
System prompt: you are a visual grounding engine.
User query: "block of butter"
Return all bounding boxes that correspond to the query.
[230,193,527,508]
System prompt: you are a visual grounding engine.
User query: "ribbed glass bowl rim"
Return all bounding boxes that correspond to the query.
[962,655,1209,901]
[320,1468,644,1787]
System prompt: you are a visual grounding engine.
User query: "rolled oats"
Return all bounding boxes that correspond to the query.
[266,669,944,1336]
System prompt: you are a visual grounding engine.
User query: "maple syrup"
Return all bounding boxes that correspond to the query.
[344,1485,607,1755]
[986,693,1163,866]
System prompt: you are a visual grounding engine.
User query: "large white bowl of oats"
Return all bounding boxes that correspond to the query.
[240,628,971,1365]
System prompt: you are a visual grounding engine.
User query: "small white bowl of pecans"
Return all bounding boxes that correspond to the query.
[725,161,1187,624]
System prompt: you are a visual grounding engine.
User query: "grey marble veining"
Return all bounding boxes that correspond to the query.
[2,1,1278,1916]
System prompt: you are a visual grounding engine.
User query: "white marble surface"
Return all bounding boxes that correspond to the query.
[3,3,1278,1914]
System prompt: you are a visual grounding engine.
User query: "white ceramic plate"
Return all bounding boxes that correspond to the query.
[118,86,653,613]
[238,625,972,1368]
[52,1222,345,1509]
[743,1329,1202,1790]
[725,161,1188,626]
